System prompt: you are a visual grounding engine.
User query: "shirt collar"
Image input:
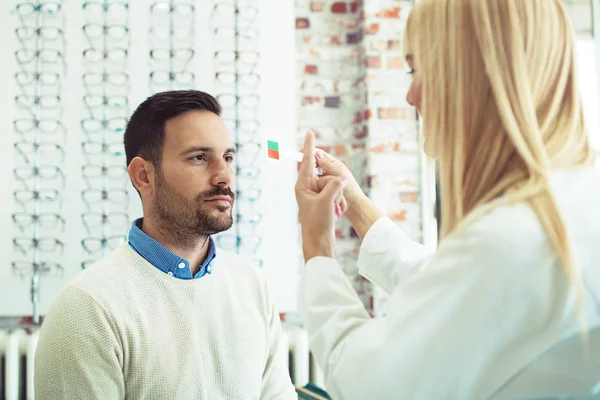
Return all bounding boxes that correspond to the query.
[128,218,217,280]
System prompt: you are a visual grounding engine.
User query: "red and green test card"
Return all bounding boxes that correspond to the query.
[267,140,281,160]
[266,139,323,174]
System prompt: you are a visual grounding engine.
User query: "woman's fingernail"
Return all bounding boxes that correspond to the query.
[316,150,322,159]
[335,204,342,219]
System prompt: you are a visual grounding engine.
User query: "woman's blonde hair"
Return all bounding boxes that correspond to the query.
[404,0,595,318]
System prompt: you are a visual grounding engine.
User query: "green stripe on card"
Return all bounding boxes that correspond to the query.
[267,140,279,151]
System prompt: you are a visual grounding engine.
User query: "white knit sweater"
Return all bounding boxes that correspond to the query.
[34,244,297,400]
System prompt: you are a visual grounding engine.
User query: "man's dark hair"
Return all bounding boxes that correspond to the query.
[124,90,222,167]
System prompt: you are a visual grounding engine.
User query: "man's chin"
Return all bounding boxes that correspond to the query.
[209,221,233,235]
[206,212,233,230]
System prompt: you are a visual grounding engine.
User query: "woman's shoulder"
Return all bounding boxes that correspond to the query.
[451,201,548,264]
[451,166,600,265]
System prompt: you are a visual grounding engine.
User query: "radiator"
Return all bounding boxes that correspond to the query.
[284,327,325,389]
[0,329,39,400]
[0,327,321,399]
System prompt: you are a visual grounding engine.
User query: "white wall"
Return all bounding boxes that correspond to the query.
[577,39,600,153]
[0,0,301,316]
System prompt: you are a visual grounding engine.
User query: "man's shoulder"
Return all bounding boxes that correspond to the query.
[64,244,140,305]
[76,243,134,277]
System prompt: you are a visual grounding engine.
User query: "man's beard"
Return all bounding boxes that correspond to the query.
[151,170,234,248]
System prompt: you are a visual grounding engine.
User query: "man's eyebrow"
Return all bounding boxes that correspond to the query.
[181,146,213,156]
[180,146,237,156]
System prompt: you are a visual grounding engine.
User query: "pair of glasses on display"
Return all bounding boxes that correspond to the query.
[13,236,64,255]
[82,1,129,17]
[214,50,259,65]
[15,94,62,110]
[15,71,61,90]
[215,72,260,87]
[149,25,194,43]
[82,212,130,234]
[15,141,65,165]
[149,3,195,32]
[16,2,63,19]
[223,118,259,139]
[149,70,195,86]
[12,261,64,279]
[15,49,66,68]
[82,165,128,187]
[12,212,65,232]
[214,51,259,76]
[82,189,129,208]
[81,117,127,136]
[150,48,195,63]
[13,116,62,130]
[84,95,129,112]
[82,141,125,160]
[14,118,66,136]
[81,235,127,254]
[215,49,259,63]
[150,2,195,17]
[14,189,62,209]
[218,94,259,116]
[237,187,261,206]
[83,72,129,87]
[236,212,261,235]
[211,3,259,23]
[237,165,260,181]
[14,165,65,189]
[15,26,64,46]
[83,48,128,63]
[83,23,129,41]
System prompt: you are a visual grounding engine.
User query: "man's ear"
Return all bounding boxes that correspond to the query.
[128,157,154,196]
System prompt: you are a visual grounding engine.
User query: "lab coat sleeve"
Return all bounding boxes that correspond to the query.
[300,225,551,400]
[357,217,433,293]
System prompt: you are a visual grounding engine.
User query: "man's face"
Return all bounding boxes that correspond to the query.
[151,110,236,244]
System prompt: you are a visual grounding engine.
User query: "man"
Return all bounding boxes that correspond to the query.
[34,90,297,399]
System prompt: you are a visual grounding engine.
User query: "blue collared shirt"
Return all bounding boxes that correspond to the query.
[128,218,217,280]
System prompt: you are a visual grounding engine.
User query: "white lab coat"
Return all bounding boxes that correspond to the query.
[299,168,600,400]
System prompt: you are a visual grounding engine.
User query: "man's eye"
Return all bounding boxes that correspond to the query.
[225,155,235,163]
[191,154,206,161]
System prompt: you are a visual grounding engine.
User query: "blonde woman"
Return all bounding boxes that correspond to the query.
[294,0,600,399]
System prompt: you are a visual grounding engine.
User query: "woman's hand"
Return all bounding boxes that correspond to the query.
[313,149,366,217]
[313,149,384,240]
[295,131,347,261]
